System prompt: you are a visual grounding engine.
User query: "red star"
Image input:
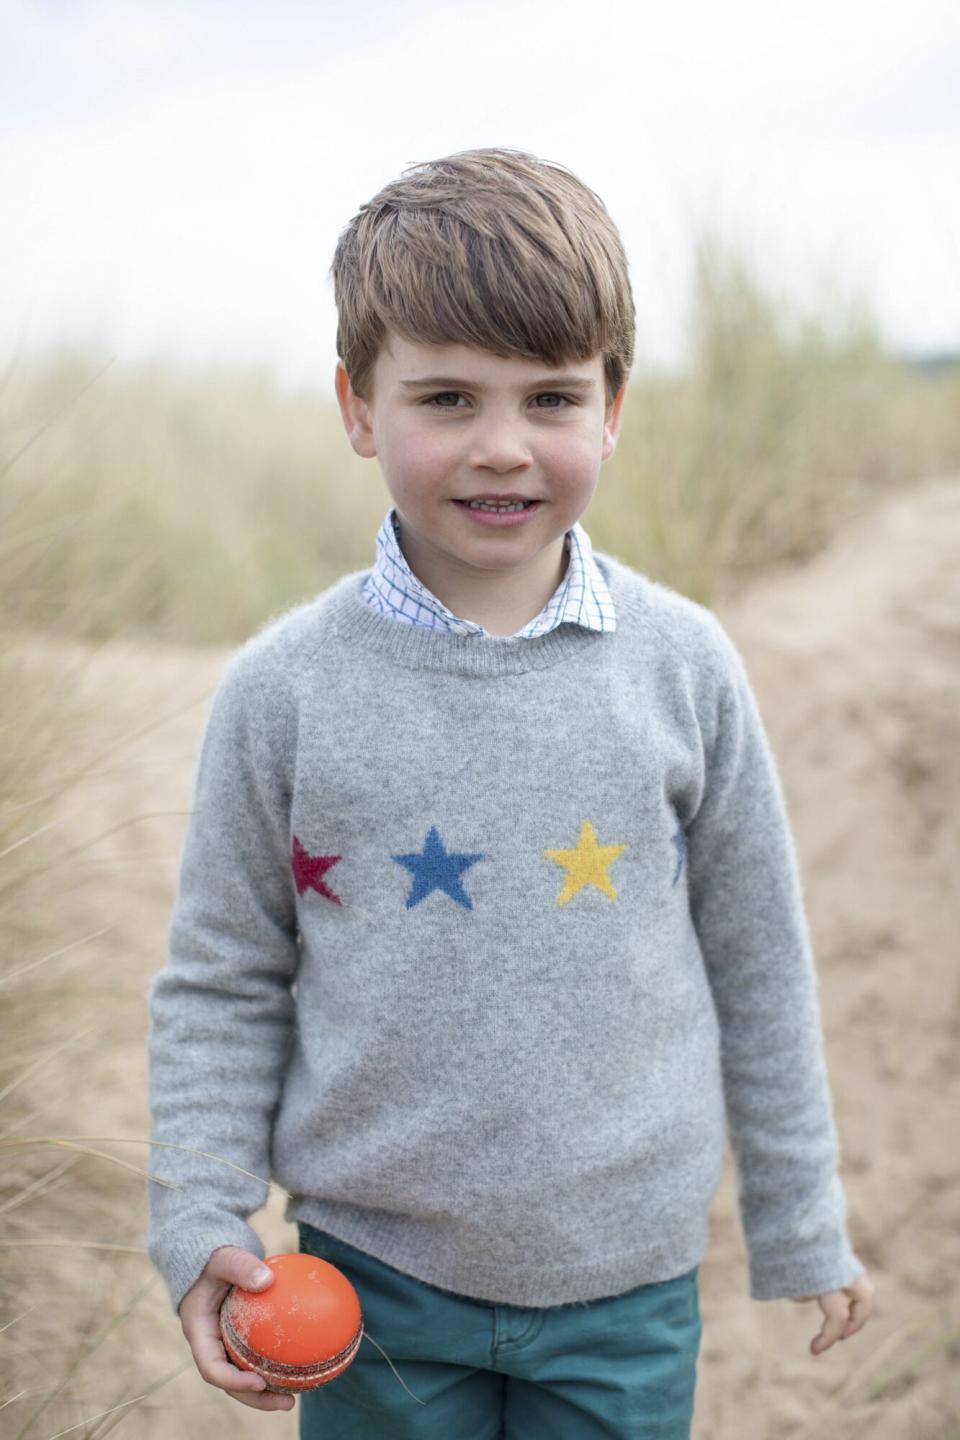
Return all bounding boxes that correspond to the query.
[291,835,342,905]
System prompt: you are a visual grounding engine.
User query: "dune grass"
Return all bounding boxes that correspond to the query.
[0,633,171,1436]
[2,240,959,1434]
[593,242,960,605]
[3,240,959,647]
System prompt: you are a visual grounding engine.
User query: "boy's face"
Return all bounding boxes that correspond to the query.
[335,330,626,623]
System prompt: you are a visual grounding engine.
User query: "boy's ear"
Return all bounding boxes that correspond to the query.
[601,383,627,462]
[335,361,378,459]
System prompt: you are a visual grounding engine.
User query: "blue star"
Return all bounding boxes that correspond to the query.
[392,826,486,910]
[670,828,687,887]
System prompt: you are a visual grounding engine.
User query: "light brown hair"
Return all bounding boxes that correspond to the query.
[330,147,635,408]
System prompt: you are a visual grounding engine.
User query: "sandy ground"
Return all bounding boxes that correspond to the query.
[3,475,958,1438]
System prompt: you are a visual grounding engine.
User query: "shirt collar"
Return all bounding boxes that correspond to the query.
[361,506,616,637]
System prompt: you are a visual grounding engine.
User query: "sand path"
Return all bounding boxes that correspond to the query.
[5,475,958,1438]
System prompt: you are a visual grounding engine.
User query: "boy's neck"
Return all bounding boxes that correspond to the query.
[396,525,570,637]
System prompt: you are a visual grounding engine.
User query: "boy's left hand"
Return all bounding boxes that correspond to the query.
[791,1271,875,1355]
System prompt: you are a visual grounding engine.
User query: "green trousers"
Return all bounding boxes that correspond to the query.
[297,1222,701,1439]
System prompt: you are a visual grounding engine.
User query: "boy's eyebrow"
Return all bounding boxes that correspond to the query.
[399,375,597,391]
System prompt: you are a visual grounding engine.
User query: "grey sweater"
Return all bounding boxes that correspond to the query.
[146,552,863,1315]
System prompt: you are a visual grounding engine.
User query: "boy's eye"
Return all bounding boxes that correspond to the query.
[422,392,573,409]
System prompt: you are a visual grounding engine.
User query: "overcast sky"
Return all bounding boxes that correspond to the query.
[2,0,958,388]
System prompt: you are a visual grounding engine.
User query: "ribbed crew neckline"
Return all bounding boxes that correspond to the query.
[330,552,626,678]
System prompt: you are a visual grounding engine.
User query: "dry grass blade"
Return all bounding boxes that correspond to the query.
[0,1108,42,1140]
[0,1139,178,1187]
[0,1029,97,1106]
[11,1272,158,1440]
[0,815,62,863]
[362,1331,427,1406]
[1,1390,32,1412]
[0,1157,79,1216]
[3,688,216,820]
[0,928,117,988]
[0,1304,41,1336]
[0,1134,272,1188]
[0,813,190,898]
[81,1360,195,1440]
[36,1363,194,1440]
[0,1240,146,1253]
[0,356,114,495]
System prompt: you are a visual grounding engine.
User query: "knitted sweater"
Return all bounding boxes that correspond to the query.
[145,550,863,1315]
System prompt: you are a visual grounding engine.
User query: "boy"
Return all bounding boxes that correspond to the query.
[147,147,874,1438]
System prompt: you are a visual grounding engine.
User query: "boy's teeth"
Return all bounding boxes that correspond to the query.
[467,500,529,512]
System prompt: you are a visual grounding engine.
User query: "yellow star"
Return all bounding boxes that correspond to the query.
[544,820,628,907]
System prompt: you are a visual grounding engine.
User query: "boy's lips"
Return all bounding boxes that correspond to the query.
[452,498,543,527]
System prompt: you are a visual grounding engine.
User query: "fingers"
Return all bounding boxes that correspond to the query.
[809,1273,877,1356]
[810,1291,851,1356]
[220,1368,296,1413]
[840,1273,876,1342]
[186,1304,295,1410]
[229,1386,296,1413]
[197,1340,295,1411]
[179,1246,295,1411]
[204,1244,275,1290]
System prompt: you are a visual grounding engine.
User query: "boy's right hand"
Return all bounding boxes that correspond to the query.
[178,1245,296,1412]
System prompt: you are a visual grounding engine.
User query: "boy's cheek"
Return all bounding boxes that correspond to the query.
[384,425,455,478]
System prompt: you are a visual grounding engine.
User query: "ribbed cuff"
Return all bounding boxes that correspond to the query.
[145,1212,266,1315]
[748,1242,865,1301]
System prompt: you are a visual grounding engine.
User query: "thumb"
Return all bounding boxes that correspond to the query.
[811,1290,851,1356]
[205,1245,275,1291]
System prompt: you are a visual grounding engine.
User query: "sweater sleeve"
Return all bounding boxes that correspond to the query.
[684,618,864,1301]
[144,646,299,1314]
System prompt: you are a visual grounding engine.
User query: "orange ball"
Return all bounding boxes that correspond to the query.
[220,1252,363,1393]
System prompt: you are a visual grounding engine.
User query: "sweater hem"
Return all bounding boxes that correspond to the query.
[287,1197,707,1308]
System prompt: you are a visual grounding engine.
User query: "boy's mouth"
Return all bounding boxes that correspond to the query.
[452,497,543,527]
[453,497,540,513]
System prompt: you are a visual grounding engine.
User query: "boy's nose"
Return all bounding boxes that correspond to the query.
[467,420,534,473]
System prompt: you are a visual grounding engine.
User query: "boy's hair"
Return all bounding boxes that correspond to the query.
[331,147,635,409]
